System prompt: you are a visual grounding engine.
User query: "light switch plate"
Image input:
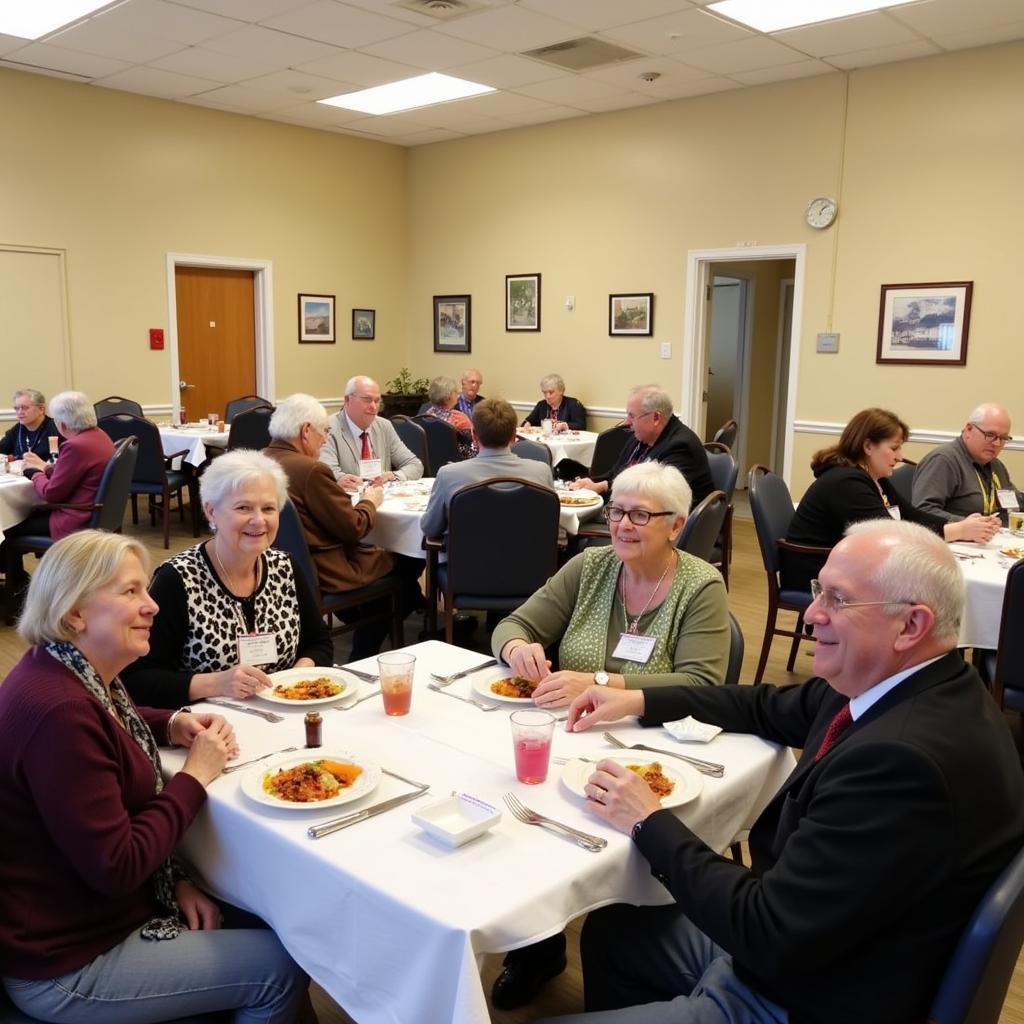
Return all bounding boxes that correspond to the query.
[660,342,671,359]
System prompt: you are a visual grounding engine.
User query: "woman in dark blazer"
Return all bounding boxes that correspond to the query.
[522,373,587,432]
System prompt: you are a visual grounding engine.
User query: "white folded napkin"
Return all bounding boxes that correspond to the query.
[662,716,722,744]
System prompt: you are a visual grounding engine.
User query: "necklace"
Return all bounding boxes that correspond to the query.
[210,540,259,597]
[619,552,675,635]
[19,423,43,457]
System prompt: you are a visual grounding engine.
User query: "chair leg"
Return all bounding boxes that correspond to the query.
[131,493,139,525]
[188,478,201,538]
[785,611,806,672]
[389,592,402,650]
[754,592,778,685]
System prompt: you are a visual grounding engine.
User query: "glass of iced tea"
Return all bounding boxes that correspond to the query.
[378,652,415,716]
[510,709,555,784]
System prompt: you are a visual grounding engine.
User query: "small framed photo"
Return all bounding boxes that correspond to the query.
[609,293,654,336]
[506,273,541,331]
[298,293,335,344]
[352,308,375,340]
[433,295,471,353]
[876,281,973,366]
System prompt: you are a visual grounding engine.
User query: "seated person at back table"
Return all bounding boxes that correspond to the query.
[552,519,1024,1024]
[913,401,1021,522]
[570,385,712,509]
[122,450,332,708]
[319,374,423,490]
[522,373,587,433]
[782,407,998,593]
[264,393,424,660]
[421,374,477,461]
[420,398,553,543]
[455,367,485,416]
[0,387,63,468]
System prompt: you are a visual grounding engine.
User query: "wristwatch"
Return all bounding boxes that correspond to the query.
[594,671,609,686]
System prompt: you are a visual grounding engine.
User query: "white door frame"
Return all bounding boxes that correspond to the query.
[165,252,275,417]
[682,243,806,484]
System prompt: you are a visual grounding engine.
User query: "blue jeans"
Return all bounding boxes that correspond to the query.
[4,926,306,1024]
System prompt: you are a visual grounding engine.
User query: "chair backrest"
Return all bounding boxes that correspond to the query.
[589,423,633,478]
[90,436,139,532]
[98,413,166,485]
[747,465,795,576]
[391,415,430,475]
[991,560,1024,708]
[227,406,273,450]
[703,444,738,501]
[272,499,322,597]
[413,414,460,474]
[446,478,560,598]
[94,395,144,420]
[224,394,272,423]
[712,418,738,449]
[676,489,727,562]
[890,461,917,506]
[725,611,744,686]
[928,845,1024,1024]
[511,438,552,465]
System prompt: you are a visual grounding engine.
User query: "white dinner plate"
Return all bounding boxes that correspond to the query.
[473,673,535,704]
[559,489,600,508]
[258,667,356,706]
[560,753,702,810]
[242,749,381,811]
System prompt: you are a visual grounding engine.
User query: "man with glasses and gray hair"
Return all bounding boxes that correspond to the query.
[553,518,1024,1024]
[913,402,1020,522]
[0,388,62,470]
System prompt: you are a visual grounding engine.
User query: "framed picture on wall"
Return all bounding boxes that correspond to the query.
[609,293,654,336]
[506,273,541,331]
[298,293,335,343]
[876,281,972,365]
[434,295,471,352]
[352,308,375,340]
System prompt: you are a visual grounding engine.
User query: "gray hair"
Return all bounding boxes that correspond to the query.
[428,375,458,405]
[967,403,1011,427]
[48,391,96,432]
[199,449,288,512]
[611,462,692,522]
[18,530,149,646]
[630,384,673,418]
[540,374,565,393]
[844,519,964,642]
[269,393,327,441]
[345,375,377,397]
[12,388,45,407]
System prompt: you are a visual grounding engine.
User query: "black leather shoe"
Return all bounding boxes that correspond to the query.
[490,954,567,1010]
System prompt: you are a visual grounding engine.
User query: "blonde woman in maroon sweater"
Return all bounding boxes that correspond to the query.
[0,530,307,1023]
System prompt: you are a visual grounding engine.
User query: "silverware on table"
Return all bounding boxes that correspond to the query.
[333,663,379,683]
[429,658,499,686]
[602,732,724,778]
[203,697,284,723]
[426,681,501,711]
[334,688,381,710]
[222,746,299,774]
[503,793,606,852]
[308,768,432,839]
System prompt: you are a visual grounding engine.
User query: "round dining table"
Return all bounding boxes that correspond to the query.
[0,470,39,543]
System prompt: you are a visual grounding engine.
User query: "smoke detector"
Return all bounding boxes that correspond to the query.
[395,0,486,18]
[638,71,662,83]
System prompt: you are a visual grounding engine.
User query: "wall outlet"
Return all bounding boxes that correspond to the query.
[565,295,575,311]
[660,342,671,359]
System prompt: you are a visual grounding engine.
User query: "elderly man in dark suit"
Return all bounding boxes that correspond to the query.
[549,518,1024,1024]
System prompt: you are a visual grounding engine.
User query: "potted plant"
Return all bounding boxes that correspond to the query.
[382,368,429,419]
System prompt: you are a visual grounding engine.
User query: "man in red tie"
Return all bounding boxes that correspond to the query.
[544,519,1024,1024]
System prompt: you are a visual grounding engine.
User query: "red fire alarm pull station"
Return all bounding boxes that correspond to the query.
[149,328,164,350]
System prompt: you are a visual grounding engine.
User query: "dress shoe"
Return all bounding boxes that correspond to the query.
[490,953,567,1010]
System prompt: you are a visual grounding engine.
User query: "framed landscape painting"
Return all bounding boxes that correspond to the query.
[609,293,654,336]
[434,295,471,353]
[352,308,375,340]
[876,281,972,365]
[506,273,541,331]
[298,293,335,343]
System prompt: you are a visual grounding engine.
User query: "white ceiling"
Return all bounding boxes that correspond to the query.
[2,0,1022,147]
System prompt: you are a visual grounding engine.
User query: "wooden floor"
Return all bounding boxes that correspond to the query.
[2,503,1022,1023]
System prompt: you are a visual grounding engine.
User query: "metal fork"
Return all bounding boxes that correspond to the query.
[503,793,607,852]
[203,697,284,723]
[426,681,501,710]
[602,732,725,778]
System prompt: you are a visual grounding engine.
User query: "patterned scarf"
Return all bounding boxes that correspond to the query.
[46,641,187,941]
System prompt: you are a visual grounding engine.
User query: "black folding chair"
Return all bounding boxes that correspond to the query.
[391,415,430,475]
[224,394,272,424]
[227,406,273,450]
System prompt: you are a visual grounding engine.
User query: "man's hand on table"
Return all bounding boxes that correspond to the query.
[566,686,645,732]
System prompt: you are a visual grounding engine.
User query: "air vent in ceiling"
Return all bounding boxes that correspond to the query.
[522,36,645,72]
[395,0,487,19]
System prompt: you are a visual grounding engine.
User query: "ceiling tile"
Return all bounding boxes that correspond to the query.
[266,98,367,124]
[236,68,348,98]
[95,65,223,98]
[890,0,1024,37]
[388,127,465,145]
[730,58,835,85]
[294,48,420,85]
[683,36,810,74]
[826,39,942,70]
[932,20,1024,50]
[361,28,500,69]
[502,103,588,126]
[168,0,312,20]
[515,75,632,105]
[412,107,513,132]
[571,90,661,113]
[151,44,282,80]
[341,112,436,136]
[434,5,579,51]
[600,8,750,56]
[261,1,417,48]
[637,73,740,100]
[445,53,568,89]
[201,24,341,64]
[68,0,243,46]
[2,42,132,79]
[0,34,28,55]
[582,54,711,88]
[454,89,557,117]
[517,0,697,33]
[186,82,302,110]
[47,20,185,63]
[777,11,920,58]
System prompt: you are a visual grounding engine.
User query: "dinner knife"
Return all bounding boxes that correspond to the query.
[307,788,431,839]
[203,697,284,723]
[602,732,724,777]
[333,663,379,683]
[444,658,498,683]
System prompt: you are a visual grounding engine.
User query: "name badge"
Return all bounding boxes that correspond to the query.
[612,633,657,663]
[997,489,1020,511]
[887,505,901,520]
[237,632,278,666]
[359,457,382,480]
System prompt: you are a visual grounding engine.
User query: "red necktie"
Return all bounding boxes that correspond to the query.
[360,431,371,459]
[814,703,852,762]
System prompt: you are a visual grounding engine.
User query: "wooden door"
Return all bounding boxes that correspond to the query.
[175,267,256,421]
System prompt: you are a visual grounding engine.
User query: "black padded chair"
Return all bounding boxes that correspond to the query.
[704,441,739,588]
[94,395,143,420]
[272,500,402,649]
[987,559,1024,712]
[676,489,728,565]
[227,406,273,451]
[928,844,1024,1024]
[588,422,633,479]
[3,437,138,623]
[99,414,199,548]
[224,394,272,424]
[391,415,430,475]
[890,460,917,507]
[412,414,460,474]
[424,478,560,643]
[711,418,738,450]
[747,465,830,684]
[511,437,552,466]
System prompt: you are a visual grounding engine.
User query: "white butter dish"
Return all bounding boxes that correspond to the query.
[412,793,501,848]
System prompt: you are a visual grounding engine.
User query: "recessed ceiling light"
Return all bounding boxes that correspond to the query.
[0,1,115,40]
[707,0,913,33]
[318,72,494,116]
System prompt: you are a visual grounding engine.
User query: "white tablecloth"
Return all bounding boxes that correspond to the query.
[517,429,599,469]
[159,425,228,468]
[165,640,795,1024]
[0,473,38,542]
[953,532,1019,649]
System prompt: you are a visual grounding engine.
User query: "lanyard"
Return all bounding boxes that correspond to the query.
[973,467,1002,515]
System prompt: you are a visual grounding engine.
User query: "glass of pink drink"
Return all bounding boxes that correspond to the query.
[510,709,556,784]
[378,652,415,716]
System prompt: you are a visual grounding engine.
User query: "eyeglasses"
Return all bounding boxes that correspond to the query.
[809,579,915,613]
[624,410,655,424]
[606,505,675,526]
[970,424,1013,444]
[351,395,381,406]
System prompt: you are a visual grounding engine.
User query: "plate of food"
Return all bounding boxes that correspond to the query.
[242,749,381,810]
[1000,547,1024,559]
[559,489,601,508]
[259,667,355,706]
[560,753,702,810]
[474,673,537,704]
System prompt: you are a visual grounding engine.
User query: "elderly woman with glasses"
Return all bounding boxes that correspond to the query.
[522,373,587,433]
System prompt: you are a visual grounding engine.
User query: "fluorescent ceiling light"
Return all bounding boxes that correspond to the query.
[0,1,114,40]
[707,0,913,33]
[318,73,494,116]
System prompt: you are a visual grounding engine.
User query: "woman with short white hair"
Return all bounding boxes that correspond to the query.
[522,372,587,432]
[422,375,475,460]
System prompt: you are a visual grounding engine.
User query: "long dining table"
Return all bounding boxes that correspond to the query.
[952,531,1021,650]
[163,640,796,1024]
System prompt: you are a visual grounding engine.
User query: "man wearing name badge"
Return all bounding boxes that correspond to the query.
[455,368,485,417]
[320,375,424,489]
[913,402,1021,522]
[549,519,1024,1024]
